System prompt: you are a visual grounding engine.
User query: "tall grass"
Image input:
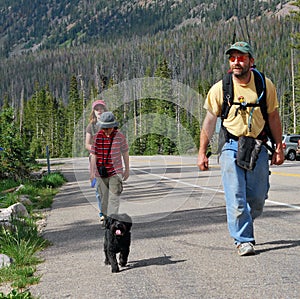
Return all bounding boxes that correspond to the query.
[0,172,66,211]
[0,180,21,194]
[0,171,66,297]
[0,218,49,289]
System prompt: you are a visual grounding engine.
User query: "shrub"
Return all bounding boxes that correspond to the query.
[40,172,66,188]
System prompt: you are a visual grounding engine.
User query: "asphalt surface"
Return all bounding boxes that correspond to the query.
[29,156,300,299]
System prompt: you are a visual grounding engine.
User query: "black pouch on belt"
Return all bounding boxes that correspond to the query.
[236,136,263,171]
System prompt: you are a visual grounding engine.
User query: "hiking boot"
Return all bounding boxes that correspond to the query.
[237,242,255,256]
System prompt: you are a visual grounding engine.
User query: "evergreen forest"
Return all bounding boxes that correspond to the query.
[0,0,300,174]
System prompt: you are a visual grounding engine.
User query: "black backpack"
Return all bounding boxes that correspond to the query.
[222,68,266,121]
[219,68,274,152]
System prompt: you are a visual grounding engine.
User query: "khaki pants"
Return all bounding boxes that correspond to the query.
[96,174,123,216]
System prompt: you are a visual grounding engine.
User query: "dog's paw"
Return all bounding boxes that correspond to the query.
[119,261,127,267]
[104,259,110,265]
[111,267,120,273]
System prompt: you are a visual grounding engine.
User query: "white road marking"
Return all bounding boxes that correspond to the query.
[131,167,300,211]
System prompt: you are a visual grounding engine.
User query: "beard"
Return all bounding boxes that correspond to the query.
[231,63,251,80]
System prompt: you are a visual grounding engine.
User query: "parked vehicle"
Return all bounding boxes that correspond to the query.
[282,134,300,161]
[296,139,300,160]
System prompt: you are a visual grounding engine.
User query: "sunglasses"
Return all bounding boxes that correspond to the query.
[229,55,249,63]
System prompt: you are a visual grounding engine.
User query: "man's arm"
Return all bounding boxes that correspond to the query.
[268,109,284,165]
[197,111,218,171]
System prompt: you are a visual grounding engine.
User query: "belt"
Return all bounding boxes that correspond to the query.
[226,131,239,141]
[225,130,265,142]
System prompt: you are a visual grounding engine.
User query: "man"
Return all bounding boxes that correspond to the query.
[197,41,284,256]
[90,112,129,225]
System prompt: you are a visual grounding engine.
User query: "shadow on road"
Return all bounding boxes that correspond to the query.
[256,239,300,254]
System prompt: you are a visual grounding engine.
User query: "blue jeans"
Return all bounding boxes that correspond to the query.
[95,188,103,217]
[220,139,270,245]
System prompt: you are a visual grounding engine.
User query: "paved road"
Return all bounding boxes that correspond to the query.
[30,156,300,299]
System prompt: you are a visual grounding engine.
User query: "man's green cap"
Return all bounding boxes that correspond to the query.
[225,41,254,58]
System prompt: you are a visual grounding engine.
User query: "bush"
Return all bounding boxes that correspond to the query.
[40,172,66,188]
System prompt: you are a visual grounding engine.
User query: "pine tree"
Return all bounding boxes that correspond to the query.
[63,75,83,157]
[153,57,177,154]
[0,106,35,180]
[290,0,300,133]
[22,84,67,158]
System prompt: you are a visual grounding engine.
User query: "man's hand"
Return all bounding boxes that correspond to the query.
[197,152,209,171]
[197,111,217,171]
[268,109,284,166]
[271,149,284,165]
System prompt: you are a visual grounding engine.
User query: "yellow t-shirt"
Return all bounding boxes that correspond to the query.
[204,72,278,138]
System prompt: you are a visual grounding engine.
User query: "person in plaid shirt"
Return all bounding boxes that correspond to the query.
[90,112,129,225]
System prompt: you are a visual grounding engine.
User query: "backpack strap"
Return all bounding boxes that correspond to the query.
[221,69,267,121]
[252,69,275,147]
[101,134,114,165]
[221,73,233,120]
[252,68,267,121]
[220,69,274,148]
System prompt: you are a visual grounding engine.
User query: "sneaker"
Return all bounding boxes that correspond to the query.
[237,242,255,256]
[100,216,105,229]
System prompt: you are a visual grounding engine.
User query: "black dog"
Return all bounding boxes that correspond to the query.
[104,213,132,273]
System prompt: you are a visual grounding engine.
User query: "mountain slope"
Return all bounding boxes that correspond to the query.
[0,0,298,114]
[0,0,291,57]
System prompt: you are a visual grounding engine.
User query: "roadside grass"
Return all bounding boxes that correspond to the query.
[0,171,66,298]
[0,179,21,193]
[0,289,33,299]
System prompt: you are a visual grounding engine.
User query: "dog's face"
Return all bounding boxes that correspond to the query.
[105,214,132,237]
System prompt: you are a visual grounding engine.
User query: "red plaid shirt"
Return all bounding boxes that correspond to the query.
[91,129,128,177]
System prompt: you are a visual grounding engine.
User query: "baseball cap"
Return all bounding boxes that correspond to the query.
[92,99,107,109]
[225,41,254,58]
[98,112,119,129]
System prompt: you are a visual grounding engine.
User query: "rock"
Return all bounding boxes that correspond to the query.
[8,202,29,217]
[0,254,13,269]
[0,203,29,230]
[0,202,29,222]
[19,195,33,205]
